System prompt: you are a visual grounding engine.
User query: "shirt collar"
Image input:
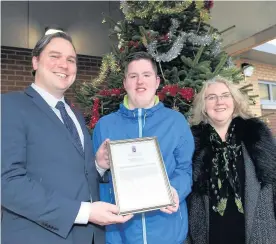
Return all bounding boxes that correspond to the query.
[31,83,65,109]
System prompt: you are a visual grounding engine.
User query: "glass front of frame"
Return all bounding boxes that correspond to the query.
[107,137,174,215]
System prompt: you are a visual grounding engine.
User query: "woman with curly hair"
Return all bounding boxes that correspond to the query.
[186,76,276,244]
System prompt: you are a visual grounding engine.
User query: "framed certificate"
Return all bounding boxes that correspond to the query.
[107,137,174,215]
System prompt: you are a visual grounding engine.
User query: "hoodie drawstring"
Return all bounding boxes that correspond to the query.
[143,113,147,128]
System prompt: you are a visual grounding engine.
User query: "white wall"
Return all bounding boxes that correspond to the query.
[1,1,29,48]
[1,1,122,56]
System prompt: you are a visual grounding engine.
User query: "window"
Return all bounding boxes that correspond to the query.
[259,83,270,100]
[258,81,276,107]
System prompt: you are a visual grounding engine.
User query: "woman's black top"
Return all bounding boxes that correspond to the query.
[209,154,245,244]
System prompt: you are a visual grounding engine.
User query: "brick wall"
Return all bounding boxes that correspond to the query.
[2,46,276,136]
[236,59,276,136]
[1,46,101,108]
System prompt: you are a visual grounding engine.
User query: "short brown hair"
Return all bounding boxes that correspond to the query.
[32,32,76,76]
[124,52,157,76]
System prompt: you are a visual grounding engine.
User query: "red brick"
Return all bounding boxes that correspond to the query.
[77,75,91,80]
[1,70,15,75]
[8,55,25,60]
[78,65,86,70]
[24,76,34,82]
[1,75,8,80]
[78,57,91,62]
[5,85,20,91]
[1,49,16,54]
[2,59,15,64]
[16,51,32,56]
[11,86,26,91]
[16,71,32,76]
[8,65,24,71]
[25,56,32,61]
[25,66,33,71]
[83,66,95,71]
[77,70,87,75]
[85,70,99,76]
[78,61,98,67]
[3,47,99,100]
[2,80,16,86]
[8,76,24,81]
[16,60,30,65]
[16,81,31,86]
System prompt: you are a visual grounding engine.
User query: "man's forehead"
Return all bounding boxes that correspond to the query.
[128,59,151,65]
[43,38,75,53]
[127,60,154,71]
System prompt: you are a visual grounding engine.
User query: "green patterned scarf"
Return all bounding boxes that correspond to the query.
[208,122,244,216]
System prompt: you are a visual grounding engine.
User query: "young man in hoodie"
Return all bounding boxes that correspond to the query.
[93,52,194,244]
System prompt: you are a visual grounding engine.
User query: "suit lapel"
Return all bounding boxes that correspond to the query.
[25,86,84,158]
[25,86,68,133]
[242,144,261,244]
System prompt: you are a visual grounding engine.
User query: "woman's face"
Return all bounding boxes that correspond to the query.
[204,82,235,127]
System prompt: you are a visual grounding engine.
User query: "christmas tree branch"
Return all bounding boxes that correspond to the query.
[176,96,192,107]
[158,61,167,84]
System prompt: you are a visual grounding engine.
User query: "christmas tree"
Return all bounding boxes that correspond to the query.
[75,0,244,129]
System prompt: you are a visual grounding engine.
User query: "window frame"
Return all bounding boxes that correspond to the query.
[258,80,276,106]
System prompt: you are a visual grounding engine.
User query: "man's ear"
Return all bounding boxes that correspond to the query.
[123,78,126,90]
[156,76,161,89]
[32,56,39,71]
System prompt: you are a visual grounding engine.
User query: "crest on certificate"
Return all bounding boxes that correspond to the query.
[132,145,136,153]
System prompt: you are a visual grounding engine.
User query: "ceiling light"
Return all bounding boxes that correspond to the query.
[241,63,255,77]
[45,27,64,35]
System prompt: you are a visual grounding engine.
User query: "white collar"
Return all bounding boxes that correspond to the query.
[31,83,66,109]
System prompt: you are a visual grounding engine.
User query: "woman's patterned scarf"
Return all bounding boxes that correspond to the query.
[208,122,244,216]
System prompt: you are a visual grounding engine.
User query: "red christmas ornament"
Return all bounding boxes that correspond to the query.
[128,40,139,48]
[178,87,194,101]
[162,85,179,96]
[111,89,121,96]
[99,88,125,97]
[89,98,101,129]
[204,0,214,10]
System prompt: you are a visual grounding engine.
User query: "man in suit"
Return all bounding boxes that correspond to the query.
[1,32,132,244]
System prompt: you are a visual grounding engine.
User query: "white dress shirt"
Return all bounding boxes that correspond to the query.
[31,83,104,225]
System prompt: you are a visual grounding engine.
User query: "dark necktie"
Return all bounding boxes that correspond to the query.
[55,101,84,156]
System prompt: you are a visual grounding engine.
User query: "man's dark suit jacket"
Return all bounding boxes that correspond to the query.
[1,86,105,244]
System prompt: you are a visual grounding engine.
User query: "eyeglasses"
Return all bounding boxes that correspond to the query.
[205,93,232,102]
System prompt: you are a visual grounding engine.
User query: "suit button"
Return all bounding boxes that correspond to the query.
[85,170,88,176]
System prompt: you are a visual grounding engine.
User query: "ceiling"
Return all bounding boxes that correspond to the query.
[209,1,276,55]
[2,1,275,58]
